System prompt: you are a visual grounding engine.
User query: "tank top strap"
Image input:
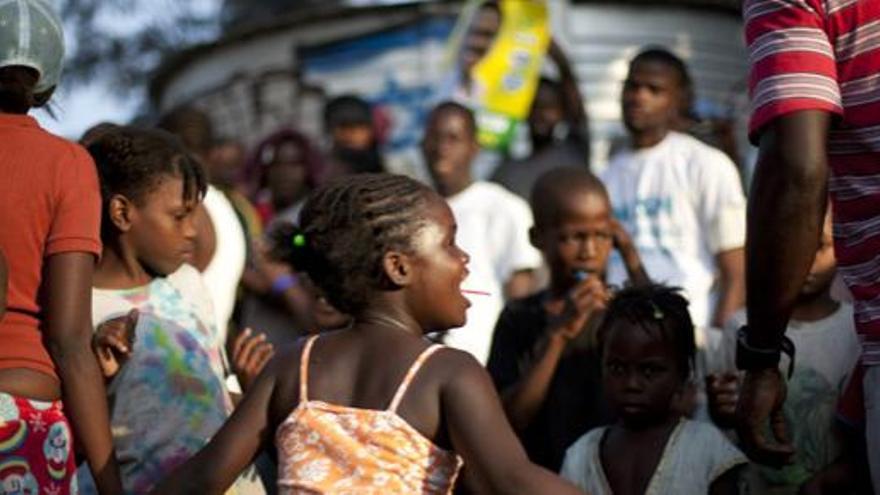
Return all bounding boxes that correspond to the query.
[388,344,443,413]
[299,335,319,402]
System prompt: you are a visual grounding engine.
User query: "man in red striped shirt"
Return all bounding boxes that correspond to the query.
[738,0,880,488]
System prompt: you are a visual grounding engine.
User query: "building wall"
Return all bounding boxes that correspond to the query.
[154,1,750,170]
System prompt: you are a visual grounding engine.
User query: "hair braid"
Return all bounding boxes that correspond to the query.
[272,173,435,315]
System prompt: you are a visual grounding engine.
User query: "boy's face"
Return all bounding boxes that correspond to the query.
[602,321,684,429]
[422,110,478,195]
[533,191,614,290]
[621,60,681,137]
[801,213,836,297]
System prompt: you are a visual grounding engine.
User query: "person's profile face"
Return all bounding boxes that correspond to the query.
[128,175,199,276]
[459,4,501,73]
[402,196,471,333]
[621,61,682,136]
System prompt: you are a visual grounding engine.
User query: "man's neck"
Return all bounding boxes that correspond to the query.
[437,178,473,198]
[630,128,669,150]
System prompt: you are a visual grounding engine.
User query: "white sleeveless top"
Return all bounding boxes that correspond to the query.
[560,419,746,495]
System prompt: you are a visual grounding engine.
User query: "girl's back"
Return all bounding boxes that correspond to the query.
[274,330,462,493]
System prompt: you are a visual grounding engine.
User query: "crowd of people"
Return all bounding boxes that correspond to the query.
[1,0,878,494]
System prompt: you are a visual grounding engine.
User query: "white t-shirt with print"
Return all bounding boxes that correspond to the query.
[442,181,542,364]
[717,305,860,492]
[600,131,746,328]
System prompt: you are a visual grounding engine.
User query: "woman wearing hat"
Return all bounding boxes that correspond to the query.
[0,1,121,493]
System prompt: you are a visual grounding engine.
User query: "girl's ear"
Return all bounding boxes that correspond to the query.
[382,250,412,287]
[108,194,135,233]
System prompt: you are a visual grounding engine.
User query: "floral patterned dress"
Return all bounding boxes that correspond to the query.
[276,336,463,494]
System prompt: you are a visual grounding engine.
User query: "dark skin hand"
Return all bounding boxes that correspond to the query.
[45,253,123,494]
[502,276,608,431]
[93,309,138,379]
[229,328,274,391]
[152,326,584,495]
[738,110,831,467]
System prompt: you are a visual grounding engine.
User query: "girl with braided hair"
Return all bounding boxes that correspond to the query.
[153,173,585,494]
[560,284,746,495]
[80,126,266,495]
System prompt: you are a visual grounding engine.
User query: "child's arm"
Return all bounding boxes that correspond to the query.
[611,218,650,286]
[151,359,279,494]
[44,253,123,495]
[501,277,606,431]
[443,350,586,495]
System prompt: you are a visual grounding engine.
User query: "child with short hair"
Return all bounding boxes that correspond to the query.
[422,101,542,364]
[0,1,122,492]
[487,166,648,470]
[152,173,584,495]
[78,126,264,494]
[561,285,746,494]
[708,210,861,494]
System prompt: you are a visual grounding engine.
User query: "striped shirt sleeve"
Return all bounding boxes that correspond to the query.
[745,0,844,142]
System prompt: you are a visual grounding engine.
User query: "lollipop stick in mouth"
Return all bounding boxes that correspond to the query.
[461,289,491,296]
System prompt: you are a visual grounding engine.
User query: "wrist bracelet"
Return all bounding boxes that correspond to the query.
[270,274,298,295]
[735,325,796,377]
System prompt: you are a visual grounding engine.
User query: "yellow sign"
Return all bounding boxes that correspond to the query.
[446,0,550,150]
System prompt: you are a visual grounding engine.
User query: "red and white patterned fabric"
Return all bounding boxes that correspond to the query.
[0,393,77,495]
[746,0,880,364]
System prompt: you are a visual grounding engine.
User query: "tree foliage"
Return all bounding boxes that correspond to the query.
[57,0,221,94]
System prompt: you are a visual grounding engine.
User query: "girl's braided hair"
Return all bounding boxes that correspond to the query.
[597,284,696,381]
[87,125,207,239]
[272,173,435,315]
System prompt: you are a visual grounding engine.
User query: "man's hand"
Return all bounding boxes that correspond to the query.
[736,367,795,467]
[231,328,274,391]
[93,309,138,379]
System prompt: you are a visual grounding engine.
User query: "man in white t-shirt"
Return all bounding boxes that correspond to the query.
[601,48,746,329]
[422,101,542,364]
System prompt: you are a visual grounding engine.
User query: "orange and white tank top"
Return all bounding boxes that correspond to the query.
[275,335,463,494]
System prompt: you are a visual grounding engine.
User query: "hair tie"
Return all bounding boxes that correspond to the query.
[292,233,306,248]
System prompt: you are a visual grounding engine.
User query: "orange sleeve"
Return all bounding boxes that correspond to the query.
[46,144,102,257]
